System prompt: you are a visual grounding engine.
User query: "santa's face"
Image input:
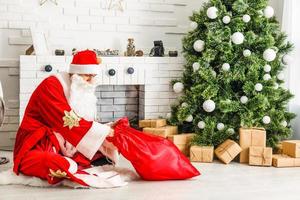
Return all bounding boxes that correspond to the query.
[69,74,99,121]
[78,74,97,83]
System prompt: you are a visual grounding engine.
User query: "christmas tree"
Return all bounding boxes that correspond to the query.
[169,0,296,148]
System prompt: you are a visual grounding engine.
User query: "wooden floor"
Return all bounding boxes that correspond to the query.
[1,150,300,200]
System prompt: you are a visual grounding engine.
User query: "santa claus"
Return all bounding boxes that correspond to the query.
[13,50,129,188]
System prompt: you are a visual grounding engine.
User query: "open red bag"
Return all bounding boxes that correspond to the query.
[107,117,200,181]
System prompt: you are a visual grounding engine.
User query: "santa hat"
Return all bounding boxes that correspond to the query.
[69,50,100,74]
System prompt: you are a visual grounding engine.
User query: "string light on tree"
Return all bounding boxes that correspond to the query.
[207,6,218,19]
[173,82,184,93]
[222,16,231,24]
[263,74,271,81]
[231,32,244,45]
[264,64,272,72]
[203,100,216,112]
[262,116,271,124]
[185,115,193,122]
[222,63,230,71]
[190,21,198,30]
[193,40,205,52]
[192,62,200,72]
[255,83,263,91]
[264,6,274,19]
[277,72,284,80]
[243,49,251,57]
[242,14,251,23]
[282,55,292,65]
[263,48,277,62]
[198,121,205,129]
[240,96,248,104]
[217,123,225,131]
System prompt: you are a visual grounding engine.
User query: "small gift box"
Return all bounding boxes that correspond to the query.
[215,139,242,164]
[282,140,300,158]
[272,154,300,167]
[143,126,178,138]
[249,147,272,166]
[190,146,214,163]
[167,133,196,156]
[239,127,266,163]
[139,119,166,128]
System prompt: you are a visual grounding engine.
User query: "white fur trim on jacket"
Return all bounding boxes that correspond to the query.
[69,64,99,75]
[76,121,111,160]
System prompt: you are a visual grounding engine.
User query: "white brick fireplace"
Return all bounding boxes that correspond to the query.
[19,56,184,123]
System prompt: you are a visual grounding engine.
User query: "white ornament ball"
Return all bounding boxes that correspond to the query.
[190,21,198,30]
[166,113,171,119]
[282,55,292,65]
[274,82,279,89]
[211,70,217,78]
[263,48,276,62]
[222,16,231,24]
[262,116,271,124]
[198,121,205,129]
[181,102,188,107]
[185,115,193,122]
[193,40,205,52]
[277,72,284,80]
[263,74,271,81]
[231,32,244,45]
[243,49,251,57]
[217,123,225,131]
[173,82,184,93]
[192,62,200,72]
[264,6,274,19]
[281,120,288,127]
[207,6,218,19]
[264,64,272,72]
[203,100,216,113]
[255,83,263,91]
[222,63,230,71]
[227,128,235,134]
[240,96,248,104]
[243,14,251,23]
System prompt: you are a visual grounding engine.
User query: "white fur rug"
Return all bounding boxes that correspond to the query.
[0,165,139,189]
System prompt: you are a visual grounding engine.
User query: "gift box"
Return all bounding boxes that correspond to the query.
[167,133,196,156]
[143,126,178,138]
[282,140,300,158]
[215,139,242,164]
[239,127,266,163]
[272,154,300,168]
[139,119,166,128]
[249,147,272,166]
[190,146,214,163]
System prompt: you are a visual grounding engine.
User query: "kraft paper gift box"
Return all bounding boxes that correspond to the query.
[190,146,214,163]
[143,126,178,138]
[167,133,196,156]
[272,154,300,167]
[249,147,272,166]
[282,140,300,158]
[239,127,266,163]
[215,139,242,164]
[139,119,166,128]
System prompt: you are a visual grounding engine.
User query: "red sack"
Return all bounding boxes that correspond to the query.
[107,117,200,181]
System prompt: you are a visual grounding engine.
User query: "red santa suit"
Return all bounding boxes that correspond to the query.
[13,50,126,188]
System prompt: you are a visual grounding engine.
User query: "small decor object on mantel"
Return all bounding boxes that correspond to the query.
[40,0,58,6]
[135,50,143,57]
[55,49,65,56]
[125,38,135,57]
[149,40,165,57]
[169,51,178,57]
[108,0,125,12]
[25,45,34,55]
[94,49,119,56]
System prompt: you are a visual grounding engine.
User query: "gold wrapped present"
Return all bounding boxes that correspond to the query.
[215,139,242,164]
[167,133,196,156]
[139,119,166,128]
[239,127,266,163]
[143,126,178,138]
[282,140,300,158]
[249,147,272,166]
[272,154,300,168]
[190,146,214,163]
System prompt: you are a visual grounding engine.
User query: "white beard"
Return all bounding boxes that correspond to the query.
[69,74,98,121]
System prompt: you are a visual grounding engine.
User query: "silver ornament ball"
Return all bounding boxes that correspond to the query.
[198,121,205,129]
[222,63,230,71]
[255,83,263,91]
[193,40,205,52]
[243,14,251,23]
[222,16,231,24]
[203,99,216,113]
[173,82,184,93]
[207,6,218,19]
[240,96,248,104]
[264,64,272,72]
[217,123,225,131]
[262,116,271,124]
[231,32,244,45]
[263,48,277,62]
